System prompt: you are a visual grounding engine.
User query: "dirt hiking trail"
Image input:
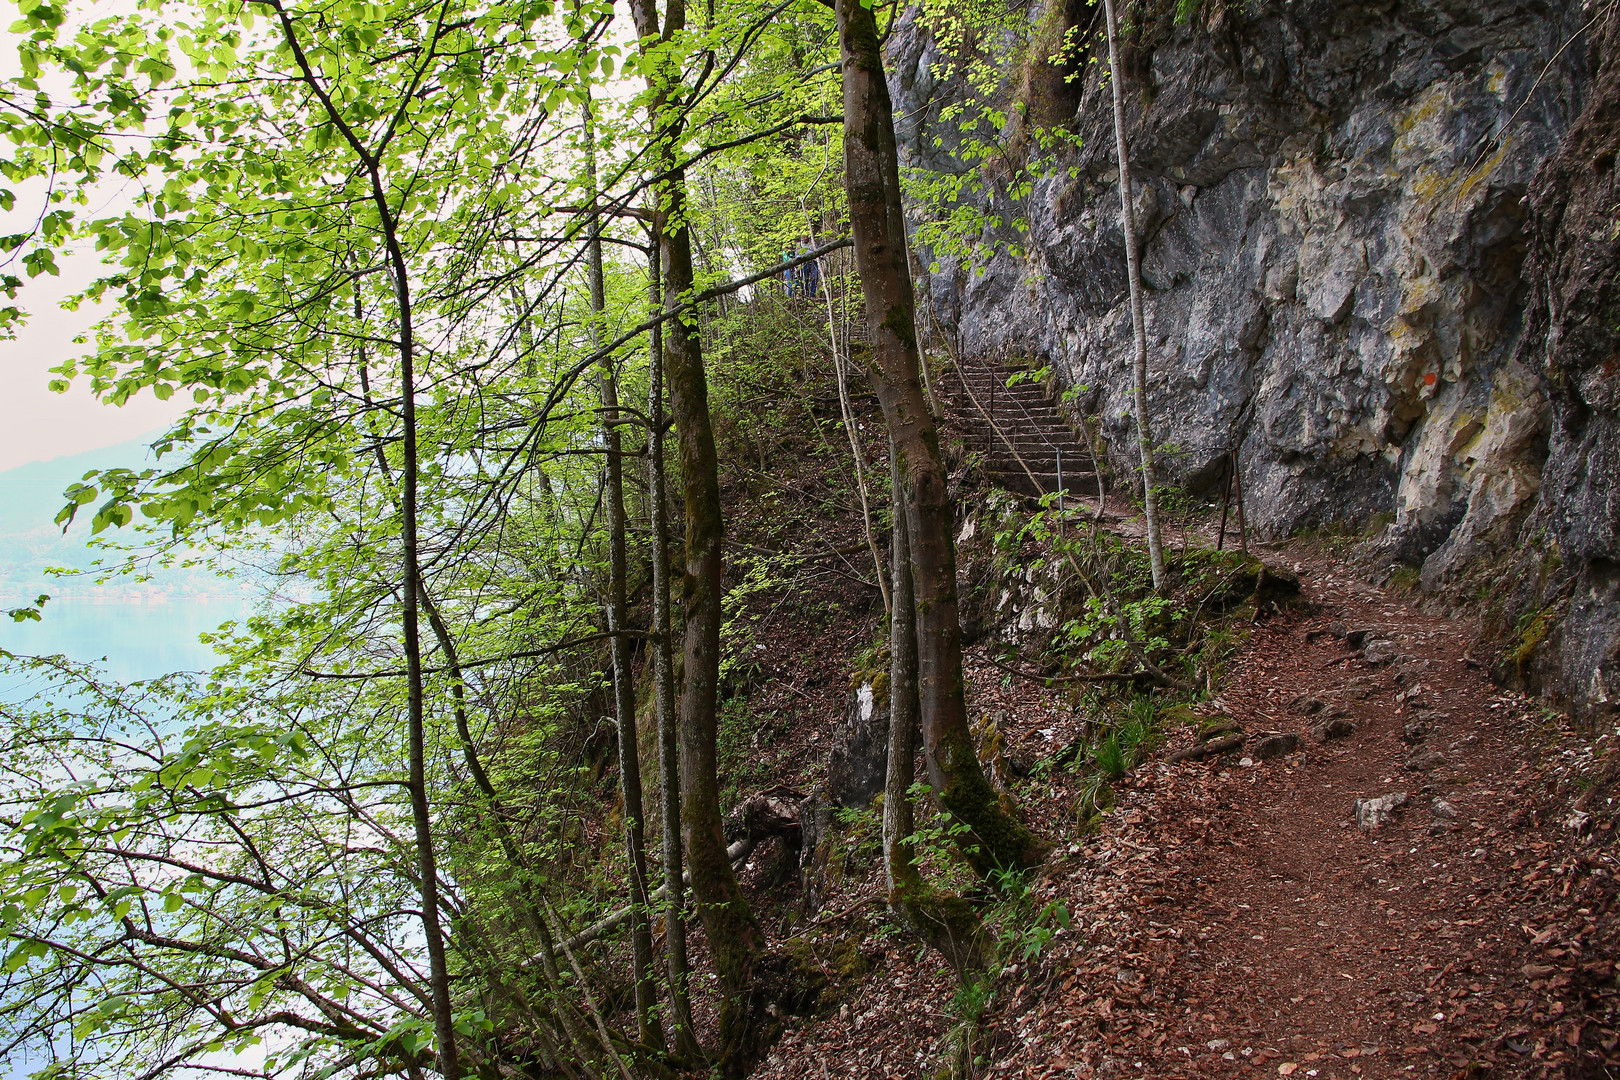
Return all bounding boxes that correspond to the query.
[755,537,1619,1080]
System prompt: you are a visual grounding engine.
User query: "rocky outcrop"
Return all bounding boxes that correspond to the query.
[829,680,887,808]
[890,0,1616,715]
[1494,9,1620,718]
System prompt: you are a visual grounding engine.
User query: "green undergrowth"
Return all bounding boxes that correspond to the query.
[773,476,1299,1075]
[883,485,1304,1073]
[1386,565,1422,594]
[969,487,1283,687]
[717,695,787,812]
[924,858,1077,1077]
[952,487,1297,864]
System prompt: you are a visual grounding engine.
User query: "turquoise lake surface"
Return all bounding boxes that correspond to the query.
[0,437,255,682]
[0,595,247,680]
[0,440,257,1080]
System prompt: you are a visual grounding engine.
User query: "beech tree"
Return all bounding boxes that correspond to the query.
[0,0,680,1075]
[623,0,772,1070]
[832,0,1042,877]
[1,0,1052,1075]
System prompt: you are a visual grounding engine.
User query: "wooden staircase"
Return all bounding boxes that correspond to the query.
[935,362,1111,501]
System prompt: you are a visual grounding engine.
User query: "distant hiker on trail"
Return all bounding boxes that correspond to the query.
[798,236,821,299]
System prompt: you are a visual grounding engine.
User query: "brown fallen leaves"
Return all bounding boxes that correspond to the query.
[739,545,1617,1079]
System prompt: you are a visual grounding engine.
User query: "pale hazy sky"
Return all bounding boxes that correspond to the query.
[0,197,187,474]
[0,10,188,475]
[0,253,186,473]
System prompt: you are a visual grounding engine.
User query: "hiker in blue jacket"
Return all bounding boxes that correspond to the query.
[800,237,821,299]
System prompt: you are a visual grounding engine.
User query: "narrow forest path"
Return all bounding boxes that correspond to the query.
[973,542,1615,1080]
[755,534,1618,1080]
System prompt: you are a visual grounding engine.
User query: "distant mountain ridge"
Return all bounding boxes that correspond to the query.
[1,435,160,482]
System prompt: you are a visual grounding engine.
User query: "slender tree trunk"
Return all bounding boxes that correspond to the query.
[389,224,461,1080]
[664,154,765,1072]
[361,297,585,1077]
[627,1,766,1069]
[811,207,889,611]
[582,97,662,1049]
[1102,0,1166,591]
[354,264,458,1074]
[830,309,890,614]
[276,4,461,1062]
[415,591,600,1075]
[331,102,463,1080]
[547,904,639,1080]
[646,235,700,1060]
[835,0,1041,877]
[882,446,984,973]
[882,447,919,900]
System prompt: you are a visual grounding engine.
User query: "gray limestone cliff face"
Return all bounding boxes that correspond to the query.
[1498,10,1620,719]
[889,0,1617,716]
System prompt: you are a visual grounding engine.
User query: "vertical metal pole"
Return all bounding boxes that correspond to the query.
[1056,446,1064,539]
[1049,446,1062,514]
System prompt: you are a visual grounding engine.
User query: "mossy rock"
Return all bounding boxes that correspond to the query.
[829,938,872,981]
[1159,703,1200,728]
[785,926,874,1012]
[1513,609,1553,668]
[1499,606,1560,692]
[869,670,891,709]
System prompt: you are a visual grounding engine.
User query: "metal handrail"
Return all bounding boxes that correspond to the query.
[950,357,1107,518]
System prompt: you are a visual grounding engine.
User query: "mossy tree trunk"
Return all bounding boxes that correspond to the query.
[883,439,921,904]
[646,234,701,1060]
[834,0,1042,877]
[885,446,985,973]
[627,1,768,1072]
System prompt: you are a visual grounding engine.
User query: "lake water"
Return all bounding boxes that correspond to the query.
[0,596,248,681]
[0,442,260,1080]
[0,438,255,684]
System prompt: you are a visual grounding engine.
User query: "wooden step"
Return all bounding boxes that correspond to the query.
[940,363,1109,500]
[985,457,1096,475]
[972,438,1093,456]
[964,406,1065,421]
[988,469,1113,498]
[958,418,1075,436]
